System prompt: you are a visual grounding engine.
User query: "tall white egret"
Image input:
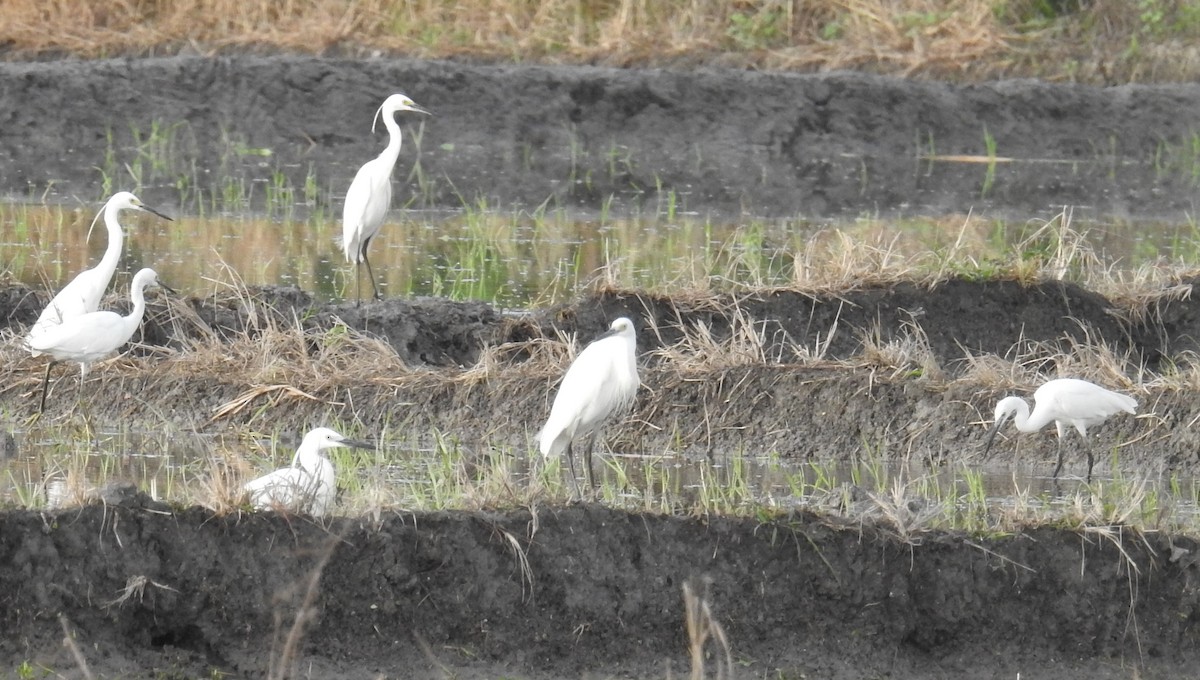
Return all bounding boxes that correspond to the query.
[27,268,169,412]
[27,191,172,342]
[540,317,640,498]
[984,377,1138,481]
[342,93,430,305]
[243,427,373,518]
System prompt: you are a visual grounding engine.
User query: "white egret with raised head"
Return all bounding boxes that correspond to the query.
[28,191,171,340]
[342,93,430,305]
[243,427,374,517]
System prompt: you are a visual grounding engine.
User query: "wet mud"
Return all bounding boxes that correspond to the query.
[3,57,1200,678]
[5,502,1198,680]
[1,56,1199,219]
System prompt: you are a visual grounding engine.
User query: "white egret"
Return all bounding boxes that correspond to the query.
[27,191,172,342]
[243,427,373,518]
[983,377,1138,481]
[342,93,431,305]
[539,317,640,498]
[27,268,169,412]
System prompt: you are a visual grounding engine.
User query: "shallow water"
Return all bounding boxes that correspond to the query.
[2,425,1195,531]
[2,199,1198,307]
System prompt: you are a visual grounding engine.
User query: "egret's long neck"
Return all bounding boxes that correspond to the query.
[377,111,403,167]
[293,444,322,472]
[97,204,125,276]
[1011,400,1053,433]
[123,277,151,336]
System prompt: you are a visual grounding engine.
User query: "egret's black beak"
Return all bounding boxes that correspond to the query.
[158,281,178,296]
[341,438,375,451]
[982,413,1011,457]
[408,105,432,117]
[141,205,174,222]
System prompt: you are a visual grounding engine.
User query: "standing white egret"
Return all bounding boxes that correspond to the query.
[27,191,172,342]
[27,268,169,412]
[243,427,373,517]
[539,317,640,498]
[342,93,430,305]
[983,377,1138,481]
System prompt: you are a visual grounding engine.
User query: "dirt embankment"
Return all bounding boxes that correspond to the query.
[4,501,1198,680]
[4,57,1200,679]
[1,57,1199,219]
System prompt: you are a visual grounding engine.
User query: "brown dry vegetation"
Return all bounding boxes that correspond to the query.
[3,0,1200,83]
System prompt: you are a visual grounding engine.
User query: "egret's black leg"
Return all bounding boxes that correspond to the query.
[564,441,583,500]
[353,261,362,307]
[37,361,55,414]
[583,434,597,492]
[1052,440,1065,480]
[1085,446,1095,483]
[360,241,382,302]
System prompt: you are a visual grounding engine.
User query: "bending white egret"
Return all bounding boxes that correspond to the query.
[539,317,640,498]
[27,268,169,412]
[27,191,172,342]
[243,427,373,517]
[984,377,1137,481]
[342,93,430,305]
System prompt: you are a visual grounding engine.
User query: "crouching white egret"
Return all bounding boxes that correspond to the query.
[984,377,1138,481]
[27,268,170,413]
[243,427,373,517]
[27,191,172,342]
[539,317,640,498]
[342,92,430,306]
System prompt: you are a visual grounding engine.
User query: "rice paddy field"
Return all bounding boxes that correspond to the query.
[3,2,1200,678]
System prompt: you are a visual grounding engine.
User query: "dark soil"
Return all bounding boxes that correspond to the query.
[5,501,1200,680]
[1,57,1199,219]
[3,57,1200,678]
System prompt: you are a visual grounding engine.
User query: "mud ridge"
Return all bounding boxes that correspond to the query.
[3,502,1198,679]
[2,57,1200,218]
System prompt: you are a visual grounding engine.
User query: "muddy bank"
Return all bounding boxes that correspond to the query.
[7,275,1198,371]
[1,57,1199,218]
[3,502,1197,679]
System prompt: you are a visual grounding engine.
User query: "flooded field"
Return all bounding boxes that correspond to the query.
[8,420,1199,535]
[4,58,1200,680]
[2,165,1200,523]
[3,199,1199,307]
[3,191,1200,525]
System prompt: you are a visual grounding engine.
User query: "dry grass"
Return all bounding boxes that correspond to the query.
[1,1,1199,82]
[157,278,408,390]
[648,304,777,372]
[683,578,734,680]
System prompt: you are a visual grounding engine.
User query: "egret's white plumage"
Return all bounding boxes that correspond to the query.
[27,268,167,412]
[342,93,430,305]
[243,427,373,517]
[984,377,1138,480]
[540,317,640,496]
[27,192,171,347]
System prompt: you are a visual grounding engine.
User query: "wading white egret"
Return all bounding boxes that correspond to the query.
[27,268,169,412]
[243,427,373,517]
[539,317,640,498]
[342,93,430,305]
[984,377,1138,481]
[27,191,172,342]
